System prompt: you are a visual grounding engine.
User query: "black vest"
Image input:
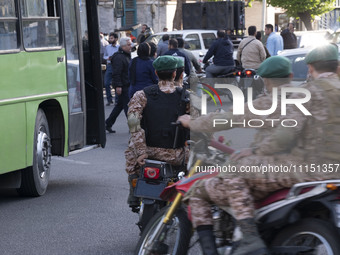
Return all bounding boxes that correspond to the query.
[142,85,188,149]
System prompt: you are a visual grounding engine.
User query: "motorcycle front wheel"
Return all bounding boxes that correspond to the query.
[135,206,192,255]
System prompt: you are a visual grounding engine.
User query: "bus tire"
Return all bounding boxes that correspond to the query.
[18,109,52,197]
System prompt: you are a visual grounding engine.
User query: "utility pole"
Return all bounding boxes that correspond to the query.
[262,0,266,31]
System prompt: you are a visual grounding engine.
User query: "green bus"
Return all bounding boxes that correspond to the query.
[0,0,106,196]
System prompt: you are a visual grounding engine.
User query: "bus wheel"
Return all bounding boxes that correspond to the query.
[18,109,52,197]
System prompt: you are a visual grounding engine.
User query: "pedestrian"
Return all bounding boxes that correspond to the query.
[256,31,271,59]
[203,30,234,78]
[126,30,137,43]
[128,42,158,98]
[163,27,168,32]
[281,23,297,49]
[103,32,119,106]
[157,34,170,56]
[237,26,266,69]
[99,32,109,64]
[164,38,191,77]
[125,56,189,211]
[105,37,132,133]
[178,45,340,255]
[149,42,157,60]
[177,38,202,90]
[137,24,148,44]
[265,24,283,56]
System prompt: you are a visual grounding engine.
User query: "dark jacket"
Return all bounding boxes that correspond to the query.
[280,29,297,49]
[203,37,234,66]
[164,49,192,77]
[128,57,158,98]
[111,47,131,89]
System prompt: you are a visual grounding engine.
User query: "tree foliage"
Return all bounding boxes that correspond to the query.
[268,0,335,30]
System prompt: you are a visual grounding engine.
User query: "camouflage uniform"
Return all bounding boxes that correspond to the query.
[188,74,340,227]
[125,80,189,176]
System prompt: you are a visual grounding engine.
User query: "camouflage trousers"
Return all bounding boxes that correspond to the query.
[125,145,189,176]
[189,175,301,228]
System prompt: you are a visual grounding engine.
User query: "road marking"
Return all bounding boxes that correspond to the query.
[53,157,90,165]
[69,145,99,155]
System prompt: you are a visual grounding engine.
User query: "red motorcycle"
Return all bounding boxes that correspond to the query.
[135,134,340,255]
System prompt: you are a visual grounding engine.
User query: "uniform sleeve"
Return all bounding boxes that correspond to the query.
[255,91,309,155]
[128,91,148,157]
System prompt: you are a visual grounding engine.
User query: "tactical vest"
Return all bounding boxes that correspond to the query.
[314,79,340,162]
[142,85,188,149]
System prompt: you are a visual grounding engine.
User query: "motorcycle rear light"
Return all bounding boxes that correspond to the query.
[245,70,252,77]
[327,184,338,190]
[237,71,241,76]
[144,167,160,179]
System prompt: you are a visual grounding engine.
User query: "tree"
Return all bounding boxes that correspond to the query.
[268,0,335,30]
[173,0,185,30]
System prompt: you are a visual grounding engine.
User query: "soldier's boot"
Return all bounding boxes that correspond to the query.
[231,218,268,255]
[197,225,218,255]
[127,174,140,213]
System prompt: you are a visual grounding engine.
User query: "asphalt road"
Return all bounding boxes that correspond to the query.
[0,96,254,255]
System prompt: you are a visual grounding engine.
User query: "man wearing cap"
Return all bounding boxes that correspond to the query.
[176,47,340,255]
[125,56,189,212]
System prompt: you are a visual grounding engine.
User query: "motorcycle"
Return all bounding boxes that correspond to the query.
[135,133,340,255]
[133,123,188,233]
[133,159,186,233]
[236,68,265,102]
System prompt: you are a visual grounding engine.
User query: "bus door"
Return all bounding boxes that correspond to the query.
[62,0,106,151]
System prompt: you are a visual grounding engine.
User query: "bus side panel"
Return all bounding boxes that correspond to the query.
[25,96,69,168]
[0,50,67,101]
[0,50,68,173]
[0,104,27,174]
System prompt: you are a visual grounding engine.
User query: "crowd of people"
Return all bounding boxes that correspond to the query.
[99,22,340,254]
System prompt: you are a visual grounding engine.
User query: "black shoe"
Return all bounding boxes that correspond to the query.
[106,126,116,133]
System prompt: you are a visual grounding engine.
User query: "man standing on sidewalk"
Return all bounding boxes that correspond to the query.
[105,37,132,133]
[103,32,119,106]
[265,24,283,56]
[237,26,266,69]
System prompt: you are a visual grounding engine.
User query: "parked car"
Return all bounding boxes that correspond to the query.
[279,45,340,85]
[295,30,332,48]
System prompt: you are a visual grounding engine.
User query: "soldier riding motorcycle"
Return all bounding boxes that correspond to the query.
[125,56,190,232]
[135,133,340,255]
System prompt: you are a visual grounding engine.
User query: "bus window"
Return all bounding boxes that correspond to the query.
[20,0,61,49]
[0,0,18,50]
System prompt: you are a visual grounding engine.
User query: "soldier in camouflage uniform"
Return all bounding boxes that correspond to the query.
[178,45,340,255]
[125,56,189,211]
